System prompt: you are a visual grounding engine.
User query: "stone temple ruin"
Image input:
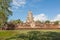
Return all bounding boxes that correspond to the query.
[26,10,35,28]
[15,10,60,30]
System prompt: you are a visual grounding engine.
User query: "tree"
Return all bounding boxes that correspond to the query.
[0,0,12,16]
[35,20,41,23]
[0,0,12,27]
[54,21,59,25]
[45,20,50,28]
[45,20,50,24]
[11,19,23,24]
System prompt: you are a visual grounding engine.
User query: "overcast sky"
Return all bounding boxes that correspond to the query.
[8,0,60,22]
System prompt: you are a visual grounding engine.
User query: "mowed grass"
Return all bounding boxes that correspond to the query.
[0,29,60,40]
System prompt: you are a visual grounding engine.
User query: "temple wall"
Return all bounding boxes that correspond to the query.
[15,23,60,30]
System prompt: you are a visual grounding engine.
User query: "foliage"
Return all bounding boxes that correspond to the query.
[35,20,41,23]
[54,21,59,25]
[11,19,23,24]
[45,20,50,24]
[0,30,18,40]
[6,31,60,40]
[0,0,12,27]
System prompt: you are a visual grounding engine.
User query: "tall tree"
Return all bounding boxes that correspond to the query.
[0,0,12,27]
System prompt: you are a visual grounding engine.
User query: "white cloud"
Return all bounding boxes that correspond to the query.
[52,14,60,21]
[34,14,60,22]
[34,13,48,22]
[12,0,26,9]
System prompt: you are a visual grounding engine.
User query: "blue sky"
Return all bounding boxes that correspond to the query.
[8,0,60,22]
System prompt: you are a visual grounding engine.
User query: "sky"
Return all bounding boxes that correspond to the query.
[8,0,60,22]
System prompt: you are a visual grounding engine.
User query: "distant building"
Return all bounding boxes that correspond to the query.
[14,10,60,29]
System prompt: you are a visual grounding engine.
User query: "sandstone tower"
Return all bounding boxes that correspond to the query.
[26,10,35,28]
[26,10,33,23]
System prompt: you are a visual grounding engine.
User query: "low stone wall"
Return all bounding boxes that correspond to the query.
[15,24,60,30]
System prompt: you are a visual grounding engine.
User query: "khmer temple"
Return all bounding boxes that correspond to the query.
[15,10,60,30]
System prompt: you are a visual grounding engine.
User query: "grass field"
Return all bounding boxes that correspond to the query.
[0,29,60,40]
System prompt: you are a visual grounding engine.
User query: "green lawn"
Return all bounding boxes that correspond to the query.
[0,29,60,40]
